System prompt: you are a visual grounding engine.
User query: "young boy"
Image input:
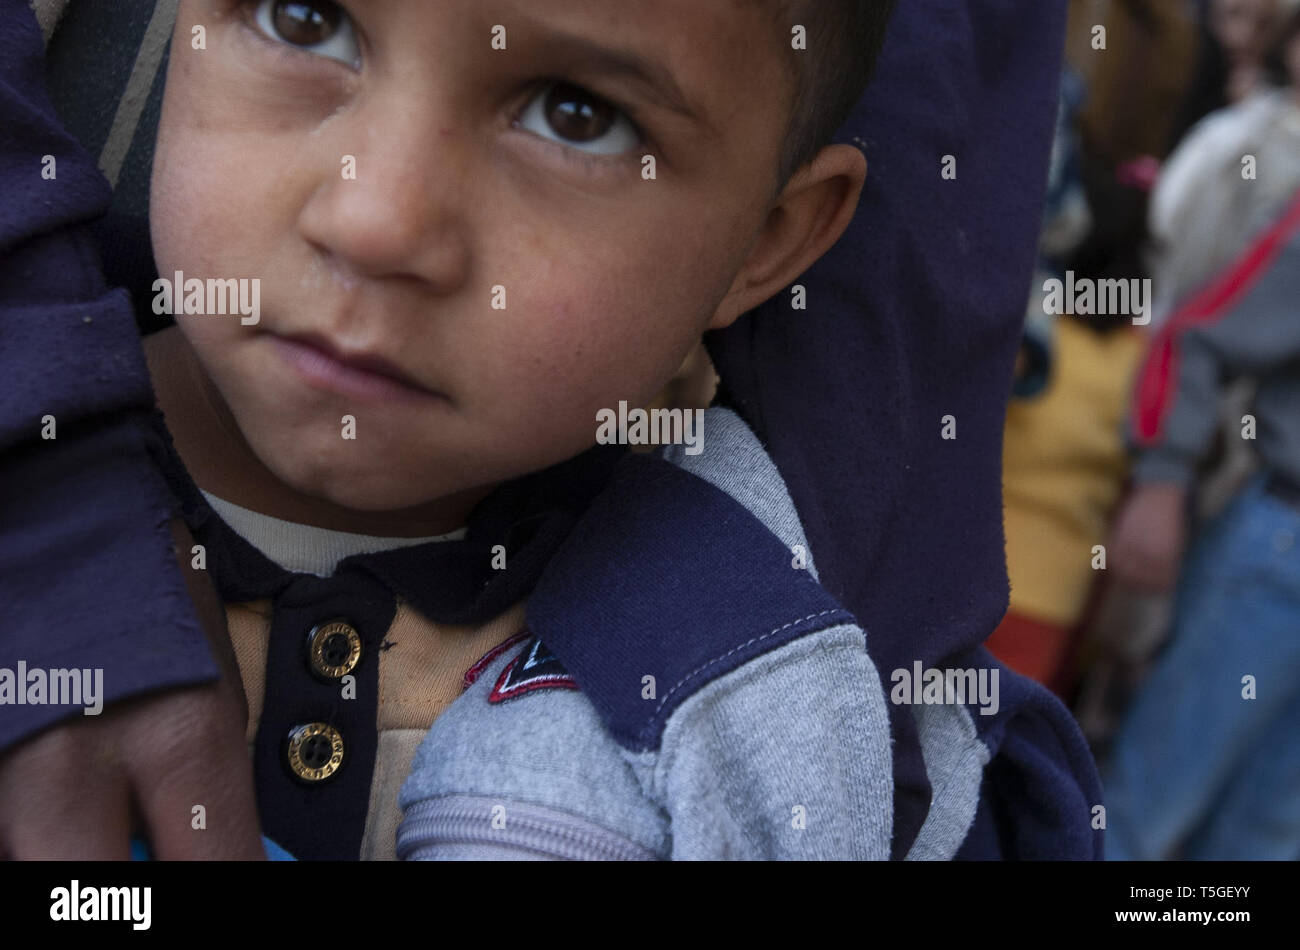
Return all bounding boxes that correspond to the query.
[137,0,901,860]
[4,0,1101,860]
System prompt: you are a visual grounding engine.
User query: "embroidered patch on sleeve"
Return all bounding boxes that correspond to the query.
[463,631,531,691]
[489,636,578,703]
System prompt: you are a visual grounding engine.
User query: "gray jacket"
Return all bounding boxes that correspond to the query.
[397,408,989,860]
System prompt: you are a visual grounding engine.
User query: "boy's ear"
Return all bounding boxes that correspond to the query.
[708,144,867,330]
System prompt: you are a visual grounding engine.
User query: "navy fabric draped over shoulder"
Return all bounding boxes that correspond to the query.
[706,0,1074,857]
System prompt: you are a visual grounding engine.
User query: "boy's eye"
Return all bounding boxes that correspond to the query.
[516,82,640,156]
[252,0,360,67]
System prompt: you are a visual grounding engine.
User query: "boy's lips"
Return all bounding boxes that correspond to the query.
[269,332,447,406]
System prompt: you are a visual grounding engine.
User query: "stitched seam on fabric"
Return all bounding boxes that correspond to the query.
[654,635,875,855]
[656,636,877,780]
[637,608,852,744]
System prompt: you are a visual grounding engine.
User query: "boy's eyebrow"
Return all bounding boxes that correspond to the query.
[528,27,703,122]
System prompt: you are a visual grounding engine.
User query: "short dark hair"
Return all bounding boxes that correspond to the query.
[774,1,898,184]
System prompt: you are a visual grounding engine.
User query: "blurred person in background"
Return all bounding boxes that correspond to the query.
[1064,0,1293,744]
[1103,6,1300,859]
[1168,0,1296,152]
[1150,0,1300,331]
[1065,0,1199,294]
[989,68,1148,692]
[988,1,1200,693]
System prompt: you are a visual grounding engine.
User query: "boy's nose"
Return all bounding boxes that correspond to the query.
[295,105,473,293]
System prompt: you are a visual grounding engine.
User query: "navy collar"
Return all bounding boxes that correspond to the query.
[147,408,627,626]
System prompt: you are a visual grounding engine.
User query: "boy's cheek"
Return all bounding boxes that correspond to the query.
[476,222,730,422]
[152,127,314,327]
[490,280,693,407]
[153,58,324,270]
[152,120,243,265]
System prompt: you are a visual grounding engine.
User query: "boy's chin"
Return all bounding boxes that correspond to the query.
[265,453,471,517]
[308,475,470,515]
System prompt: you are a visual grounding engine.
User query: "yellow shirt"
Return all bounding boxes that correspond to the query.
[1002,319,1146,626]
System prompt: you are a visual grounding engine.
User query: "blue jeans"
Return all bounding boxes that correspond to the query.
[1104,470,1300,860]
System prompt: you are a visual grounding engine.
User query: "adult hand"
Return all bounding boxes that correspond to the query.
[1109,482,1190,594]
[0,520,264,860]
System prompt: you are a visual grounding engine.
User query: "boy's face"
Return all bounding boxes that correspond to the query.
[152,0,797,513]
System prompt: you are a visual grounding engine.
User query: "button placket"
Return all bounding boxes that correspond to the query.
[254,574,394,859]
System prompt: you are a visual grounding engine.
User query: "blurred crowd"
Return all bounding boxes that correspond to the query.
[1000,0,1300,861]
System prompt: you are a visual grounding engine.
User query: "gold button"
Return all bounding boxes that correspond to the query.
[286,723,344,783]
[307,620,362,679]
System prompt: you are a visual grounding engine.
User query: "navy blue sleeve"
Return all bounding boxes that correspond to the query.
[0,0,218,753]
[706,0,1071,857]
